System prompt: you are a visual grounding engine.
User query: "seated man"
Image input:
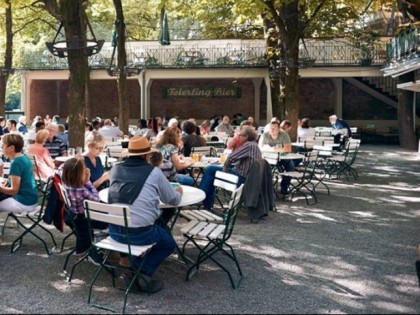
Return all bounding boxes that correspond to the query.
[199,126,261,210]
[259,120,296,195]
[329,115,352,147]
[44,123,67,160]
[108,136,183,293]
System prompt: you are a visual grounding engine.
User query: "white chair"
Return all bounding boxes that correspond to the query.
[84,200,155,314]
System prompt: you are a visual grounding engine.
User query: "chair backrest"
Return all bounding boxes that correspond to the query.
[191,146,212,156]
[84,200,131,227]
[57,182,72,211]
[212,171,240,213]
[26,153,43,186]
[36,177,54,218]
[222,184,244,240]
[107,146,124,159]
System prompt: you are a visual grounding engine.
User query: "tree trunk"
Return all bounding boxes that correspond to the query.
[398,73,417,150]
[0,0,14,117]
[113,0,129,135]
[277,1,300,141]
[61,0,90,148]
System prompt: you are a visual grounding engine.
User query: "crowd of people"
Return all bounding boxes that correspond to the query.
[0,110,352,294]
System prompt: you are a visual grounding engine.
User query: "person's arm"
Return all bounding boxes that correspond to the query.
[93,171,110,189]
[82,181,100,202]
[171,152,192,171]
[223,142,249,172]
[0,175,20,195]
[42,148,56,169]
[155,169,182,206]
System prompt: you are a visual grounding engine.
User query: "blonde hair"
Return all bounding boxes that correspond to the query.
[36,129,49,144]
[85,132,104,147]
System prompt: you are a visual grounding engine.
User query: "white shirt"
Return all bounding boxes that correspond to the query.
[99,125,123,138]
[297,127,316,140]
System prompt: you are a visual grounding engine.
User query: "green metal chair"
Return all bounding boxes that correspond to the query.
[84,200,155,314]
[181,184,244,289]
[1,176,57,255]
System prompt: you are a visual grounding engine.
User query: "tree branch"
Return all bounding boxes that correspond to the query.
[31,0,61,21]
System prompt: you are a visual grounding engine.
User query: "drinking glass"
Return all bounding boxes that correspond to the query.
[68,147,75,157]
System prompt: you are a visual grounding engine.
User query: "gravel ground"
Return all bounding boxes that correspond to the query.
[1,144,420,314]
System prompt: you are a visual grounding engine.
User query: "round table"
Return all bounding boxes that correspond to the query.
[55,156,72,163]
[98,185,205,208]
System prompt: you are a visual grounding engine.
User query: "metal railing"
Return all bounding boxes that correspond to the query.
[17,38,389,71]
[385,27,420,63]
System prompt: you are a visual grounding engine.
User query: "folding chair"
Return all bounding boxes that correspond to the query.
[84,200,155,314]
[1,177,57,255]
[279,150,320,205]
[58,183,107,281]
[179,170,238,224]
[181,184,244,289]
[25,154,43,188]
[326,139,360,180]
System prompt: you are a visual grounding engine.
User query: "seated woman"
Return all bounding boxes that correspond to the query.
[133,118,156,140]
[84,132,109,191]
[0,134,38,213]
[199,120,211,136]
[61,158,108,255]
[155,126,194,186]
[180,120,206,157]
[297,118,316,140]
[27,129,56,181]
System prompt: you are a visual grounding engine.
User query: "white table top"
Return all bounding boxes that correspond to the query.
[184,156,221,168]
[278,153,305,160]
[55,156,72,162]
[99,185,205,208]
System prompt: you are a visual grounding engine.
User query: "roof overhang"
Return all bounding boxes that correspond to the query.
[397,81,420,92]
[381,56,420,78]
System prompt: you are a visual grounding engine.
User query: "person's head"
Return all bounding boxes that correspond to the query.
[181,120,196,135]
[148,151,163,167]
[62,158,87,188]
[85,122,92,132]
[168,118,178,128]
[123,136,158,160]
[248,116,255,124]
[222,115,230,124]
[33,115,42,123]
[238,126,258,144]
[35,129,50,145]
[2,133,24,156]
[35,121,45,132]
[270,117,279,124]
[0,116,5,127]
[7,119,17,131]
[240,120,252,130]
[91,119,101,130]
[329,115,338,124]
[301,118,310,129]
[85,132,105,156]
[280,120,292,132]
[52,115,60,123]
[138,119,148,129]
[46,123,58,141]
[156,126,181,147]
[270,121,281,138]
[200,120,210,128]
[155,115,162,126]
[18,115,27,125]
[57,124,65,134]
[103,119,113,127]
[188,118,197,125]
[148,118,158,134]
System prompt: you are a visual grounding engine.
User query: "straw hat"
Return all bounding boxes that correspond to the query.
[122,136,158,156]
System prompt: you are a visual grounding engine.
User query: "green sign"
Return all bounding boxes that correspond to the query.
[163,87,241,98]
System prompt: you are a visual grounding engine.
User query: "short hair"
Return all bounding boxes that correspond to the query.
[280,120,292,129]
[138,119,148,129]
[57,124,65,133]
[301,118,310,129]
[8,119,17,127]
[148,151,163,167]
[62,158,86,188]
[2,133,24,153]
[46,123,58,131]
[240,126,258,142]
[181,120,196,135]
[103,119,112,126]
[35,121,45,130]
[85,132,104,147]
[18,115,26,123]
[270,121,280,128]
[36,129,49,144]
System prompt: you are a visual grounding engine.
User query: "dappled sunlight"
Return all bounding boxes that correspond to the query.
[371,301,416,313]
[50,278,85,292]
[393,195,420,202]
[349,211,377,218]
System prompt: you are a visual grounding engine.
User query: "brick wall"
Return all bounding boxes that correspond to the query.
[299,79,335,120]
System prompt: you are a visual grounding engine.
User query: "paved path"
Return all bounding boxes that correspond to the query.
[1,144,420,314]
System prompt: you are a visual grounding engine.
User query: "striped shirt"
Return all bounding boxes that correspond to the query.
[224,141,262,178]
[44,136,67,159]
[64,181,100,214]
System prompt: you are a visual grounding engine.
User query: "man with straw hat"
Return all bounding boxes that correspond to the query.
[108,136,183,293]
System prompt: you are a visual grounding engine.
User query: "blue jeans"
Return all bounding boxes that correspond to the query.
[108,223,176,276]
[198,165,245,209]
[278,159,295,193]
[176,174,195,186]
